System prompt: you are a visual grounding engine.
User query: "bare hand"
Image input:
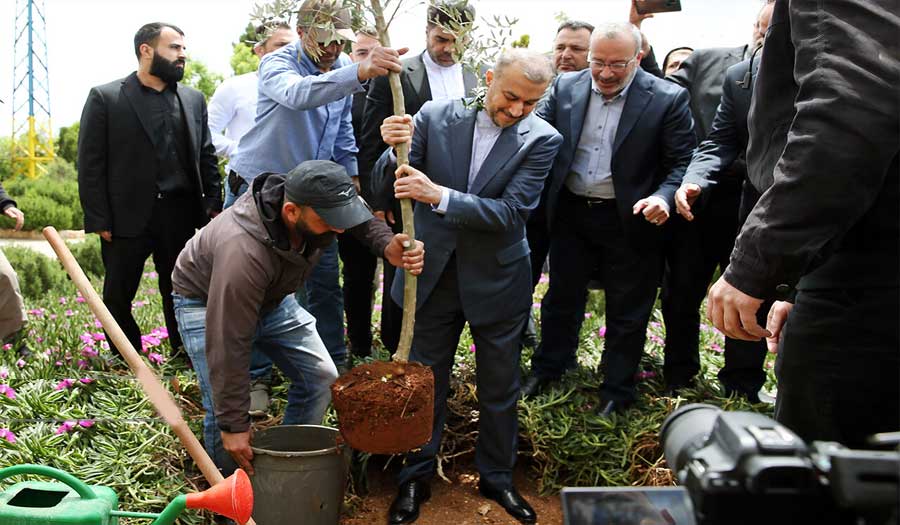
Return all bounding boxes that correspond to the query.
[3,206,24,231]
[707,277,771,341]
[222,430,254,475]
[384,233,424,275]
[98,230,112,242]
[357,46,408,82]
[394,164,443,205]
[351,176,361,193]
[381,115,414,148]
[629,0,655,28]
[765,301,794,353]
[675,183,702,221]
[633,195,670,225]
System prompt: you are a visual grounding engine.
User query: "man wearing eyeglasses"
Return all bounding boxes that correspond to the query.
[522,23,696,418]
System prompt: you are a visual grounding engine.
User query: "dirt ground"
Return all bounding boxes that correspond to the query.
[341,457,563,525]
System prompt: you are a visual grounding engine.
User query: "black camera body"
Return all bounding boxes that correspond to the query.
[660,404,899,525]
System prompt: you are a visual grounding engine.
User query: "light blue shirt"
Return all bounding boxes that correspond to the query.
[565,79,633,199]
[229,40,365,181]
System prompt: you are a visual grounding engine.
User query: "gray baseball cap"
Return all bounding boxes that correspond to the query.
[284,160,372,230]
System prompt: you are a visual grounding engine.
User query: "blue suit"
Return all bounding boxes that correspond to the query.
[532,68,695,402]
[375,99,562,488]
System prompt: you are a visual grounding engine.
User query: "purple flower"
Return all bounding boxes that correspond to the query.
[584,312,593,319]
[80,333,94,345]
[15,359,25,368]
[0,428,17,444]
[373,304,383,311]
[0,384,16,400]
[91,332,106,342]
[153,326,169,339]
[55,421,77,434]
[79,378,94,385]
[59,297,67,304]
[598,326,607,338]
[650,335,665,346]
[532,302,541,309]
[148,352,165,365]
[539,274,549,284]
[0,366,7,379]
[78,419,94,428]
[710,343,724,353]
[77,360,89,369]
[65,309,75,317]
[81,347,99,358]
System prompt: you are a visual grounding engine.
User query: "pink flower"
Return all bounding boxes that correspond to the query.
[0,428,17,444]
[15,359,25,368]
[469,344,476,353]
[76,296,86,304]
[0,366,7,379]
[539,274,549,284]
[49,314,57,320]
[91,332,106,342]
[28,308,44,317]
[532,303,541,309]
[81,347,99,358]
[373,304,383,311]
[79,419,94,428]
[148,352,165,365]
[598,326,607,338]
[1,343,11,351]
[152,327,168,339]
[55,378,76,391]
[59,297,67,304]
[79,378,94,385]
[55,421,77,434]
[77,360,89,369]
[0,384,16,400]
[93,319,102,328]
[584,312,593,319]
[99,341,109,351]
[80,333,94,345]
[710,343,724,354]
[65,309,75,317]
[636,370,657,380]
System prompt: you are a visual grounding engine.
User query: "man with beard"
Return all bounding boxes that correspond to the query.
[78,22,222,357]
[521,23,696,414]
[171,160,424,477]
[375,48,561,524]
[227,0,406,373]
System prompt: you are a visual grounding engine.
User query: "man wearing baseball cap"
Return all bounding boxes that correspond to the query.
[227,0,410,380]
[171,160,424,476]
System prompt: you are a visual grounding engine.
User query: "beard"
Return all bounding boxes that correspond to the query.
[295,220,336,251]
[150,52,185,84]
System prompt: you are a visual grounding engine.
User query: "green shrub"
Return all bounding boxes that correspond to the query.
[67,236,104,281]
[1,193,75,231]
[1,246,72,299]
[1,158,82,231]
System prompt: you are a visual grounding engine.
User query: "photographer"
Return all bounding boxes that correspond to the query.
[706,0,899,448]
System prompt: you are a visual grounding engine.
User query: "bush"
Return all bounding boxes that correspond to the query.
[1,246,72,299]
[68,236,104,281]
[0,158,82,231]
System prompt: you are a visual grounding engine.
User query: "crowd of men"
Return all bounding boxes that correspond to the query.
[63,0,897,523]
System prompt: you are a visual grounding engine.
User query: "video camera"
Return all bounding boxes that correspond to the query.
[561,404,899,525]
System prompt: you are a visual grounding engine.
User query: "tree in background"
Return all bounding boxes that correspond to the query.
[56,123,79,167]
[231,22,262,75]
[182,57,223,100]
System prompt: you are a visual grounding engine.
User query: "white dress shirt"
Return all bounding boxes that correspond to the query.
[207,72,259,173]
[434,110,503,213]
[421,50,466,101]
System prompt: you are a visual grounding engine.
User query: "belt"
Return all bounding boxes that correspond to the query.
[563,188,615,207]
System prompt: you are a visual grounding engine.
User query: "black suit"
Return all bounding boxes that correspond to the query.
[663,57,769,396]
[533,68,696,403]
[78,72,222,353]
[358,53,477,352]
[660,46,758,394]
[338,88,378,357]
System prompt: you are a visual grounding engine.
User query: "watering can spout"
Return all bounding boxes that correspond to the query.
[151,469,253,525]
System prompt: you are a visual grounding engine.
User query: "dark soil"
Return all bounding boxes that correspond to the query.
[332,361,435,454]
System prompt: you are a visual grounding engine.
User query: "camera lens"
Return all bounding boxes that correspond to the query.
[660,403,722,476]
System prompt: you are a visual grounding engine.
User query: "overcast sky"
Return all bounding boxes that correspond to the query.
[0,0,764,135]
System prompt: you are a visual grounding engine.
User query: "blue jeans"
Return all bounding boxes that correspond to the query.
[173,293,338,475]
[226,175,348,371]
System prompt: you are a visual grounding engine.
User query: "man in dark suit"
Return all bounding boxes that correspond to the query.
[78,22,222,355]
[376,49,561,524]
[358,0,477,354]
[707,0,898,449]
[659,1,774,398]
[336,27,381,360]
[522,23,695,415]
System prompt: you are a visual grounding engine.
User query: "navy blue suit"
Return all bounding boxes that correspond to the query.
[532,68,695,402]
[375,99,562,488]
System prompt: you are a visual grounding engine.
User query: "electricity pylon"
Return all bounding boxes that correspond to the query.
[11,0,54,178]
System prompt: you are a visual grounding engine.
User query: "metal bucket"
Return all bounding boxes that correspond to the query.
[250,425,349,525]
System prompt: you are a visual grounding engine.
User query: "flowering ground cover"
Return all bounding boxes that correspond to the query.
[0,255,776,521]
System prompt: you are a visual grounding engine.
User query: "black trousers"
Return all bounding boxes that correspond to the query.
[397,257,526,489]
[660,183,767,395]
[100,195,196,354]
[534,190,661,402]
[526,199,551,289]
[337,231,377,357]
[775,286,899,448]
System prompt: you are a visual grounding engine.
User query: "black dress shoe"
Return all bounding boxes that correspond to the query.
[388,480,431,524]
[520,374,548,398]
[479,483,537,524]
[598,399,632,419]
[521,316,538,349]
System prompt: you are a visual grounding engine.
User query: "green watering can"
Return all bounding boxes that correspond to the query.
[0,464,253,525]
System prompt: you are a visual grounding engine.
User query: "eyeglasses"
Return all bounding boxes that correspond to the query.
[590,57,636,72]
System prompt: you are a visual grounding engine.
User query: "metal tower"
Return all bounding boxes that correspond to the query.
[11,0,54,179]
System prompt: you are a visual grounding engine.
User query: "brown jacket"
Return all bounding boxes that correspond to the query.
[172,172,393,432]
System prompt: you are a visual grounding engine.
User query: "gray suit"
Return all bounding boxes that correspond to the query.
[375,99,562,488]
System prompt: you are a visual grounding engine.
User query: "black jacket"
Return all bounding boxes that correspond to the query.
[0,183,15,213]
[725,0,899,298]
[77,72,223,237]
